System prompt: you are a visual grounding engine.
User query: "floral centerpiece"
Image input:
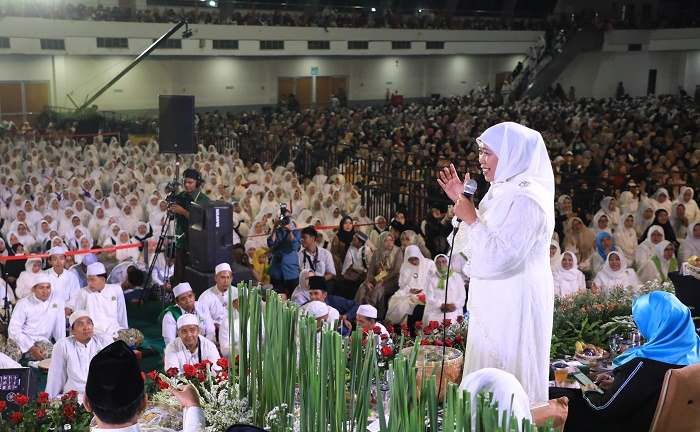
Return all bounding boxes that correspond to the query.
[0,390,91,432]
[144,358,252,432]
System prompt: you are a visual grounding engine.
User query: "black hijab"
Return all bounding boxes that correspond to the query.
[640,209,677,245]
[336,215,355,252]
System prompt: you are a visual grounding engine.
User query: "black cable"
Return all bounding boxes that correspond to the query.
[436,220,461,401]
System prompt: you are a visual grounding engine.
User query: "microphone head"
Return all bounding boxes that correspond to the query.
[463,179,478,197]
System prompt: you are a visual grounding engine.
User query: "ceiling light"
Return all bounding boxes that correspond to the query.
[371,7,376,12]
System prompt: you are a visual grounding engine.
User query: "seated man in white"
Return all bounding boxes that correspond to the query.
[353,304,391,341]
[46,246,81,316]
[8,272,66,360]
[218,287,240,358]
[164,314,221,372]
[70,262,129,339]
[161,282,216,345]
[198,263,233,327]
[45,310,112,399]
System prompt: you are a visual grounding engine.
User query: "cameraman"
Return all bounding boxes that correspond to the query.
[267,211,301,300]
[169,168,209,284]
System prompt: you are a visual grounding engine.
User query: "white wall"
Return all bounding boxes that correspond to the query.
[555,51,689,98]
[0,54,524,110]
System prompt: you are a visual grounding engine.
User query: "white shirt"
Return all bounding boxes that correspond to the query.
[91,407,205,432]
[298,246,336,277]
[8,293,66,353]
[46,268,81,307]
[71,284,129,338]
[45,334,112,398]
[341,245,369,274]
[0,352,20,368]
[218,308,239,358]
[161,303,216,345]
[197,286,229,325]
[163,335,220,372]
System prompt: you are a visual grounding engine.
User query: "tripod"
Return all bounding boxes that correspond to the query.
[141,154,180,307]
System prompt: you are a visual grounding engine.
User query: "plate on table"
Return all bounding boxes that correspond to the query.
[38,358,51,370]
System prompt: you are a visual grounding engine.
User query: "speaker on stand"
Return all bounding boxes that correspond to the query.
[158,95,195,154]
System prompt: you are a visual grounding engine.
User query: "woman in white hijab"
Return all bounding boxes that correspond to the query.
[637,240,678,283]
[635,202,656,238]
[115,230,140,262]
[553,251,586,297]
[549,240,562,272]
[88,206,108,241]
[635,225,665,270]
[675,186,698,223]
[15,257,44,299]
[422,254,465,325]
[651,188,673,213]
[670,202,689,240]
[591,213,612,235]
[679,222,700,262]
[101,197,120,220]
[15,222,37,251]
[439,122,555,405]
[119,205,139,234]
[592,251,640,294]
[385,245,434,324]
[614,213,638,267]
[618,190,639,216]
[595,197,620,231]
[244,221,269,251]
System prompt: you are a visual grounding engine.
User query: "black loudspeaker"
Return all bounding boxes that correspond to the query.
[183,266,215,296]
[188,201,234,272]
[158,95,195,154]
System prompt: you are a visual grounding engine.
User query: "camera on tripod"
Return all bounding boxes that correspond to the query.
[280,202,289,217]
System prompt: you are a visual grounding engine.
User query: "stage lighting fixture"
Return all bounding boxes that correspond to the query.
[371,7,376,12]
[208,0,217,6]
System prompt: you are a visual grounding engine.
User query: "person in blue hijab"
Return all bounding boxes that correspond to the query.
[551,291,700,432]
[590,231,616,276]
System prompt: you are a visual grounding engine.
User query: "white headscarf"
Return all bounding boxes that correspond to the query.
[594,251,638,292]
[680,222,700,262]
[676,186,698,223]
[550,240,561,272]
[477,122,555,239]
[397,245,433,292]
[614,213,638,264]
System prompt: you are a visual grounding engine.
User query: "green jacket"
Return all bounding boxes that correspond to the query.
[174,190,209,249]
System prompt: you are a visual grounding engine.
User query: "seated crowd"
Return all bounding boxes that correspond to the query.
[0,88,697,431]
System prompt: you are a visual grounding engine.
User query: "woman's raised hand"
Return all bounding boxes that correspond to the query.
[437,163,468,203]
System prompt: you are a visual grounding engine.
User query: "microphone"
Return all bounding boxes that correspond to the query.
[462,179,478,199]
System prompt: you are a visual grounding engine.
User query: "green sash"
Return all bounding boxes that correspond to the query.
[651,255,678,282]
[158,304,183,325]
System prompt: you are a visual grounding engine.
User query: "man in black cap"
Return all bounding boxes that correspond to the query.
[307,276,359,325]
[168,168,209,284]
[85,340,205,431]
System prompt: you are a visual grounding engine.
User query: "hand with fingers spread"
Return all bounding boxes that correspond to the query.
[437,163,469,203]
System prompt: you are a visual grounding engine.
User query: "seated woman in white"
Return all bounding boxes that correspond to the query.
[637,240,678,283]
[15,258,44,299]
[422,254,466,325]
[635,225,664,270]
[592,251,640,294]
[549,240,561,273]
[163,314,220,372]
[385,245,434,324]
[614,213,638,268]
[552,251,586,297]
[679,222,700,262]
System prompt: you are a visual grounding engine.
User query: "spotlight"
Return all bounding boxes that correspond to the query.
[418,8,423,13]
[208,0,217,6]
[371,7,376,12]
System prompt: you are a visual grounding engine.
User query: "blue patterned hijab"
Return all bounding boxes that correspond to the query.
[595,231,615,259]
[614,291,700,367]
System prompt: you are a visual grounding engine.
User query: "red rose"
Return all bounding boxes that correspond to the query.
[166,367,179,377]
[443,319,452,327]
[8,411,22,424]
[36,408,46,419]
[429,321,439,329]
[63,404,76,420]
[455,335,464,344]
[420,339,429,346]
[196,371,206,382]
[414,321,423,329]
[372,326,382,335]
[457,315,464,323]
[400,322,409,330]
[37,391,49,404]
[146,370,158,381]
[62,390,78,401]
[14,394,29,407]
[434,339,443,346]
[183,364,197,378]
[0,401,6,411]
[417,293,426,303]
[157,379,170,390]
[385,324,394,334]
[216,358,229,369]
[380,345,394,357]
[445,338,453,347]
[199,359,212,369]
[380,334,389,340]
[362,326,371,335]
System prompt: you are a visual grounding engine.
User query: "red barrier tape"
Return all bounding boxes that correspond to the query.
[0,242,142,262]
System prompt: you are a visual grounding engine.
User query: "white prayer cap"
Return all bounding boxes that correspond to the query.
[32,272,51,287]
[215,263,232,275]
[48,246,68,256]
[173,282,193,298]
[69,309,91,327]
[303,301,329,319]
[357,305,378,320]
[176,313,199,329]
[86,262,107,276]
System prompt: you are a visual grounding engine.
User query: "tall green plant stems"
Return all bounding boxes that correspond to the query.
[231,283,555,432]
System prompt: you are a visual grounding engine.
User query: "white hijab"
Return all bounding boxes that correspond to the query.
[594,251,638,292]
[550,240,561,271]
[398,245,433,291]
[680,222,700,262]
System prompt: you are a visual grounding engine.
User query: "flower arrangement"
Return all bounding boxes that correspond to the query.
[144,359,252,432]
[0,390,91,432]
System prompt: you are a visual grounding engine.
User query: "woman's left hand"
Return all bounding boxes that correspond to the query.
[437,164,464,203]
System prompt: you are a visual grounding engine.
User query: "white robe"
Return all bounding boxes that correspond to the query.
[0,352,20,369]
[422,270,466,325]
[386,246,434,324]
[46,268,81,307]
[8,293,66,353]
[163,335,220,372]
[45,334,112,398]
[161,303,216,346]
[90,408,206,432]
[70,284,129,338]
[552,259,586,298]
[197,286,229,325]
